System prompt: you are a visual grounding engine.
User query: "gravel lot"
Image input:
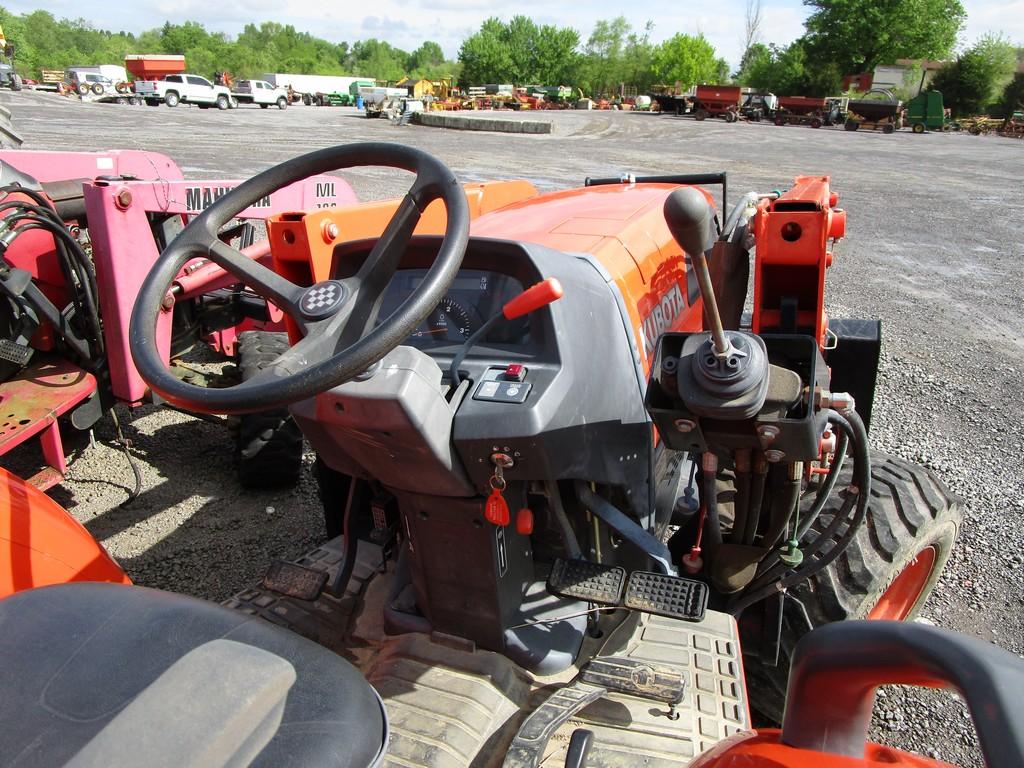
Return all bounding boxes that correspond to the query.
[3,90,1023,766]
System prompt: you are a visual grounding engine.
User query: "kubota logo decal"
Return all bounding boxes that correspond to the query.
[641,283,685,351]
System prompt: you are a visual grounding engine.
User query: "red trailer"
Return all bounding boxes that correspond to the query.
[774,96,828,128]
[692,84,742,122]
[123,54,186,82]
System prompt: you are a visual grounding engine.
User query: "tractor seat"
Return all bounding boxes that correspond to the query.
[0,583,387,767]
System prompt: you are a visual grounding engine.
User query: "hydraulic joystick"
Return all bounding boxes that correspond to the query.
[663,188,769,418]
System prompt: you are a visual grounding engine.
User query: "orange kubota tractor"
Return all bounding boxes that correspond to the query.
[0,143,976,767]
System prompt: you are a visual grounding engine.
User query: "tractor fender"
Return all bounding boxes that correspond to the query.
[0,468,130,598]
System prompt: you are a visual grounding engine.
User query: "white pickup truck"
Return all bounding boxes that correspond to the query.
[135,74,233,109]
[232,80,289,109]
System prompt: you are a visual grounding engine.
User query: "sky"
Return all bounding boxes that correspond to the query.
[3,0,1019,68]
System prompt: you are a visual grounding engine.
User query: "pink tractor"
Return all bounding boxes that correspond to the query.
[0,149,355,490]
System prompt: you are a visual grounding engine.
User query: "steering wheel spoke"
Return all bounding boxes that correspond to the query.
[205,239,308,329]
[334,192,422,345]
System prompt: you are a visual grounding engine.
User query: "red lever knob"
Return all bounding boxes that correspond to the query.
[502,278,564,320]
[516,508,534,535]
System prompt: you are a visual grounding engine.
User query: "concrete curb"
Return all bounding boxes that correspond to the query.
[413,111,552,135]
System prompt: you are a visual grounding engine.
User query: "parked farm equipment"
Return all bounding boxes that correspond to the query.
[999,111,1024,138]
[845,89,902,133]
[692,84,742,122]
[773,96,830,128]
[904,90,953,133]
[0,150,354,490]
[739,92,777,121]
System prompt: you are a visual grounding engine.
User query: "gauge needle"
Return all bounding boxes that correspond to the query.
[418,328,450,335]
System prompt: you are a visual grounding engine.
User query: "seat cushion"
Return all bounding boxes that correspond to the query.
[0,583,387,767]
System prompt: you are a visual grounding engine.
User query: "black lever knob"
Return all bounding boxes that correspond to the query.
[664,187,731,356]
[565,728,594,768]
[663,187,713,258]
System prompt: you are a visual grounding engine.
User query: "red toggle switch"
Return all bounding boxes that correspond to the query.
[502,277,564,320]
[504,363,525,381]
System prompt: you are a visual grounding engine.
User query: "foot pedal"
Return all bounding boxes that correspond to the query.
[547,558,626,605]
[262,559,328,601]
[624,570,709,622]
[0,339,31,367]
[502,682,607,768]
[582,657,685,705]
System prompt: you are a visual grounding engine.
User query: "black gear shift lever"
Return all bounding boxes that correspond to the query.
[663,187,733,359]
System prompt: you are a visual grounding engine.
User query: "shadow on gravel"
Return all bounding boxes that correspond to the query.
[74,413,324,602]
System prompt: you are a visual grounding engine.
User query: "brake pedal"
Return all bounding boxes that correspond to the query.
[0,339,31,367]
[582,657,685,706]
[547,558,626,605]
[624,570,708,622]
[262,560,328,601]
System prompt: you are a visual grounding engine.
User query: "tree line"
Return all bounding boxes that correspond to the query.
[0,10,458,83]
[1,4,1021,117]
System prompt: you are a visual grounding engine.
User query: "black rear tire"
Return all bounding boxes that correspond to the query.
[743,452,962,722]
[235,331,304,488]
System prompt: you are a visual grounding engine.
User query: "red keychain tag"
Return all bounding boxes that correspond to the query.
[485,487,510,526]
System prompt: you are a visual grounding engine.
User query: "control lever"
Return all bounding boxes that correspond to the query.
[448,278,563,386]
[663,187,732,359]
[565,729,594,768]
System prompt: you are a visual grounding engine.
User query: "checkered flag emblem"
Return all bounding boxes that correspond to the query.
[300,281,344,317]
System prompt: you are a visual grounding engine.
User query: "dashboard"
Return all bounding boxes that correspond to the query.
[378,268,531,347]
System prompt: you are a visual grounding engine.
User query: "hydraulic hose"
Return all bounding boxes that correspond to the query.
[743,454,768,545]
[729,409,871,616]
[754,425,849,578]
[2,210,104,357]
[730,450,752,544]
[758,468,802,552]
[11,220,104,358]
[702,453,723,548]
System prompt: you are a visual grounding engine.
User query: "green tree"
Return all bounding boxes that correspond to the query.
[457,16,579,87]
[999,72,1024,118]
[931,34,1019,116]
[458,18,513,86]
[349,38,409,80]
[736,39,840,96]
[802,0,966,75]
[408,41,443,72]
[650,33,723,89]
[579,17,655,95]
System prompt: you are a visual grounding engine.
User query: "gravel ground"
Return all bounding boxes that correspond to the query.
[3,90,1023,766]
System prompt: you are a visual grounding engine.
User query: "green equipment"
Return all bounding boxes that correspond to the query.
[906,90,948,133]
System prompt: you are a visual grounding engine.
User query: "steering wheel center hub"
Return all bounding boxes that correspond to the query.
[300,280,347,319]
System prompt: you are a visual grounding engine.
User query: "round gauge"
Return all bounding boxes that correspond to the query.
[415,297,477,342]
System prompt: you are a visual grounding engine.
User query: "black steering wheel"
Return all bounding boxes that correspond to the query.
[130,143,470,414]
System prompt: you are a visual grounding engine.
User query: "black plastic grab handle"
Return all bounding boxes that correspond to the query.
[584,172,727,215]
[782,621,1024,768]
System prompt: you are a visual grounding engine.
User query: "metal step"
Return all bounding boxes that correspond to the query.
[582,656,685,706]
